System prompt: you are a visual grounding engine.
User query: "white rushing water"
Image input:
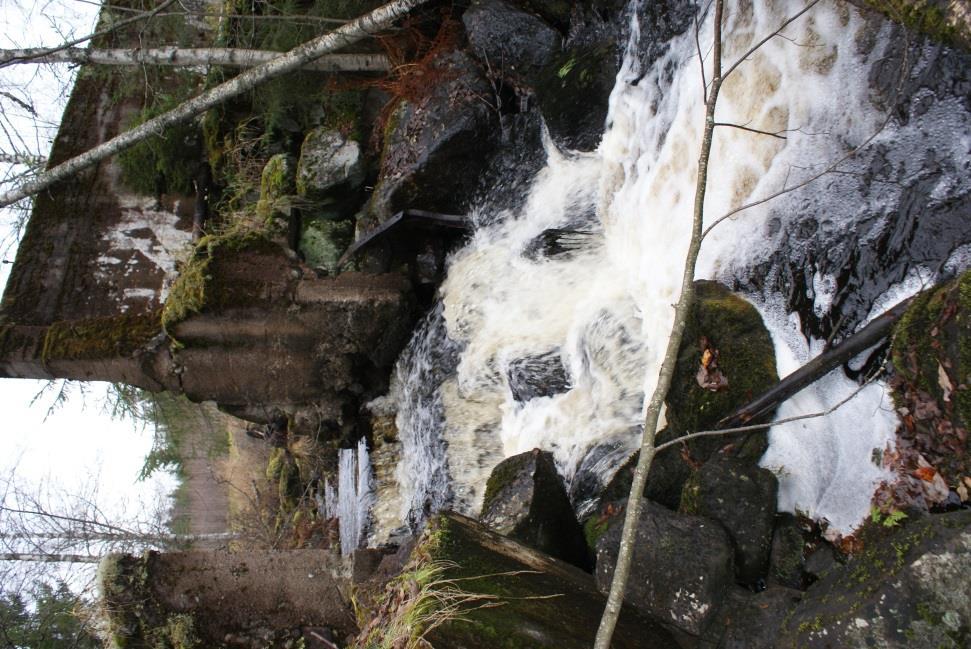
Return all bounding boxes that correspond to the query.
[380,0,971,539]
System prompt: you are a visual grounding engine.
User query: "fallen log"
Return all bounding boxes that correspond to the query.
[354,512,677,649]
[716,295,915,429]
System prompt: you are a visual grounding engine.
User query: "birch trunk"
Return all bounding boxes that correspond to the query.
[0,47,389,72]
[593,1,724,646]
[0,552,101,563]
[0,0,429,208]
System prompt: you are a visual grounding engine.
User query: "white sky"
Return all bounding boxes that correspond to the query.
[0,0,178,590]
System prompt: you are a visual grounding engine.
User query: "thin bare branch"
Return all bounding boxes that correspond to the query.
[655,368,881,453]
[0,0,178,69]
[713,121,787,139]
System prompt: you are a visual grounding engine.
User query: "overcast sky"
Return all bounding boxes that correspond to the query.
[0,0,178,589]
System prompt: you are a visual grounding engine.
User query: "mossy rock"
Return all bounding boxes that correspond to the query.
[777,510,971,648]
[255,154,296,220]
[354,513,675,649]
[890,271,971,484]
[602,281,778,510]
[856,0,971,50]
[299,217,353,273]
[162,233,289,332]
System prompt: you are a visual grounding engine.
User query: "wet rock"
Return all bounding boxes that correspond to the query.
[299,217,353,274]
[533,41,619,151]
[296,128,364,210]
[777,510,971,648]
[768,513,808,589]
[522,228,601,260]
[366,51,498,228]
[355,512,676,649]
[480,449,590,569]
[463,0,561,76]
[680,455,779,586]
[507,349,570,402]
[570,435,635,520]
[651,280,779,508]
[702,586,803,649]
[595,498,735,638]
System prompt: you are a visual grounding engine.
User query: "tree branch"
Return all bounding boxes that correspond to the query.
[594,1,724,646]
[0,0,178,69]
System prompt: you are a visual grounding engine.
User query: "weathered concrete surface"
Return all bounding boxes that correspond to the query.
[100,549,356,647]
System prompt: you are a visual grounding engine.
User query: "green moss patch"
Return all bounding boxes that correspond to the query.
[862,0,970,50]
[42,312,161,362]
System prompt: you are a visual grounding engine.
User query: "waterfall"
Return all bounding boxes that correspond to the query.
[386,0,971,536]
[336,438,373,556]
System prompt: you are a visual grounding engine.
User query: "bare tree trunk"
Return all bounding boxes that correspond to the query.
[0,552,101,563]
[593,1,724,645]
[0,0,430,208]
[0,47,389,72]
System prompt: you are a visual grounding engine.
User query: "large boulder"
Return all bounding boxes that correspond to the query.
[354,512,677,649]
[480,449,590,569]
[651,281,778,508]
[463,0,561,77]
[596,281,778,511]
[366,51,499,228]
[296,127,365,212]
[777,510,971,648]
[595,498,735,638]
[680,455,779,586]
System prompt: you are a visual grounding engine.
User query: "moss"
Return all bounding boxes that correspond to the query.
[161,231,280,334]
[42,312,161,362]
[679,472,702,515]
[862,0,970,50]
[583,515,609,551]
[666,281,779,443]
[256,154,296,220]
[117,73,205,196]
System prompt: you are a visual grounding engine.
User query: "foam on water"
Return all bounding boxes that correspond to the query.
[382,0,971,537]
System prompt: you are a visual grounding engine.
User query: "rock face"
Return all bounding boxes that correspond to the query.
[355,512,677,649]
[777,511,971,648]
[595,498,735,638]
[366,51,498,227]
[480,448,590,569]
[680,455,779,585]
[703,586,803,649]
[463,0,561,77]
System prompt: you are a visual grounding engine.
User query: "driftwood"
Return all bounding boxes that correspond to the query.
[337,209,470,267]
[716,295,915,429]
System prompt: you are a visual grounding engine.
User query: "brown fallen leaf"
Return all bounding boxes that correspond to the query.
[913,466,938,482]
